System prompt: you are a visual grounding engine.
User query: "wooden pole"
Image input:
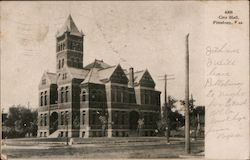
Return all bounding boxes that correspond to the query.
[185,33,190,154]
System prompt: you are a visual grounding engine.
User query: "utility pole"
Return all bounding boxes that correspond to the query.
[185,33,190,154]
[159,74,174,143]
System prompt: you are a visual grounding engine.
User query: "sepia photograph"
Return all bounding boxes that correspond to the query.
[1,1,249,160]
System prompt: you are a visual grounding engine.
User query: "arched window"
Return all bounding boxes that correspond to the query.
[61,112,64,125]
[44,114,47,126]
[82,90,86,101]
[40,92,43,106]
[82,111,86,125]
[65,87,69,102]
[61,87,64,103]
[59,60,61,69]
[62,59,64,68]
[44,91,47,106]
[40,114,43,126]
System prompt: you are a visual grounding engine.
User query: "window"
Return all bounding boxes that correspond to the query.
[82,132,85,137]
[145,92,149,104]
[91,90,96,101]
[44,114,47,126]
[65,111,69,125]
[129,93,134,103]
[62,59,64,68]
[40,114,43,126]
[65,131,68,137]
[142,92,145,104]
[44,91,47,106]
[114,111,118,125]
[82,111,85,125]
[121,91,124,103]
[61,112,64,125]
[59,60,61,69]
[92,112,96,125]
[117,89,121,102]
[61,87,64,103]
[65,87,69,102]
[82,90,86,101]
[42,79,46,85]
[40,92,43,106]
[121,112,125,125]
[111,89,116,102]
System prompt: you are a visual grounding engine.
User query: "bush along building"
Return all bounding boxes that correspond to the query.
[37,15,161,138]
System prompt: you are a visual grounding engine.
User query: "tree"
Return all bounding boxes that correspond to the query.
[180,96,205,139]
[3,105,37,138]
[157,96,184,137]
[97,109,108,137]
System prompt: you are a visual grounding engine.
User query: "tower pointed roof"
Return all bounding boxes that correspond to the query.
[56,14,83,37]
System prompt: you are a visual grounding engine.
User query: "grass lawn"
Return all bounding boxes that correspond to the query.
[2,137,204,159]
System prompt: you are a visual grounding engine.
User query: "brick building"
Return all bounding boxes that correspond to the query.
[37,15,161,138]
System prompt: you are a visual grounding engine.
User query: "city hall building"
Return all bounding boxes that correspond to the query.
[37,15,161,138]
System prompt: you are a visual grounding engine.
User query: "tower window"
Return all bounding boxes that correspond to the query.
[91,90,96,101]
[44,91,48,106]
[82,90,86,101]
[40,92,43,106]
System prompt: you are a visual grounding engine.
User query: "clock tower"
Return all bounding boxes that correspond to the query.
[56,14,84,73]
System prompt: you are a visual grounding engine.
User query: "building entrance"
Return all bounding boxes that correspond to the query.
[50,112,58,134]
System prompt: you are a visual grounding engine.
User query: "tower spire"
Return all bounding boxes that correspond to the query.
[56,14,83,37]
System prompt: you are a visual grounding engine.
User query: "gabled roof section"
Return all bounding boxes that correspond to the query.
[133,70,146,85]
[84,59,111,70]
[82,68,102,84]
[81,65,117,84]
[46,72,57,84]
[39,71,57,88]
[98,65,117,81]
[67,67,89,80]
[56,14,83,37]
[131,69,155,87]
[139,69,156,87]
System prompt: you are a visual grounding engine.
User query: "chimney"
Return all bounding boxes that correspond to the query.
[129,67,134,87]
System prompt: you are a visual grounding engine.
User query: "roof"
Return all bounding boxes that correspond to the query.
[46,72,57,84]
[133,70,146,84]
[81,65,117,84]
[98,65,117,81]
[56,14,83,37]
[84,59,111,70]
[82,68,101,84]
[67,67,89,80]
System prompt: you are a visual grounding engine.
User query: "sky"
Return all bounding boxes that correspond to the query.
[1,1,206,112]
